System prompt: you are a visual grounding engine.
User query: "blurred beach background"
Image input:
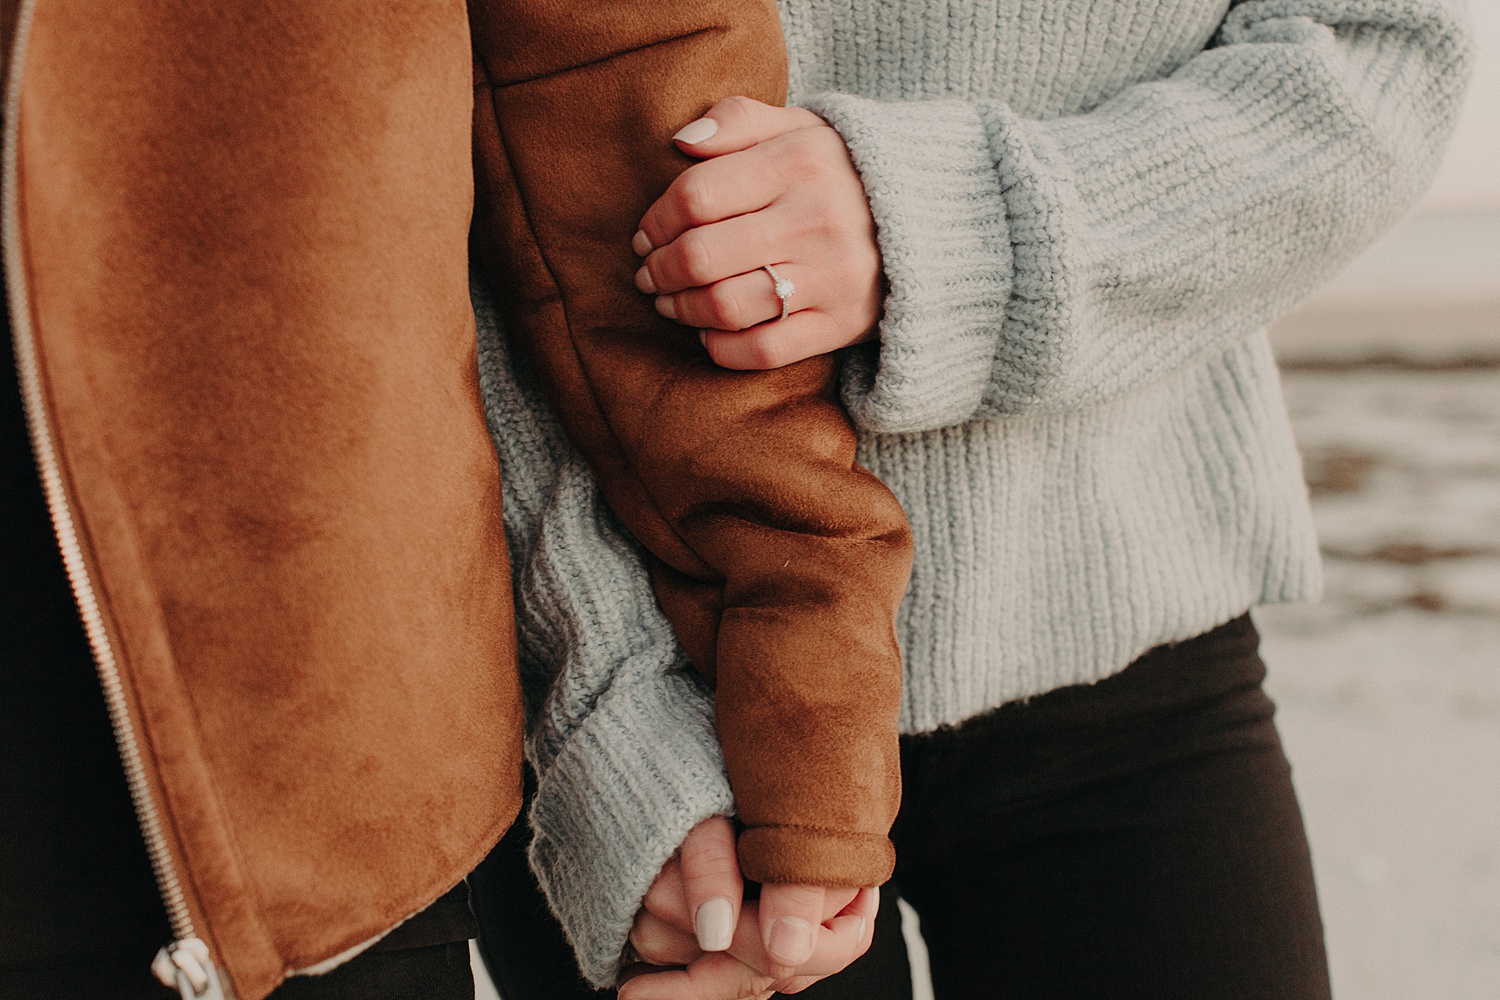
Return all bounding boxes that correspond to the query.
[1254,0,1500,992]
[477,3,1500,997]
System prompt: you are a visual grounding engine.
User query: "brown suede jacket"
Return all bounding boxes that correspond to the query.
[3,1,911,997]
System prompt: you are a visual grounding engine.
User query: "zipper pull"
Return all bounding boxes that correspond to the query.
[152,938,227,1000]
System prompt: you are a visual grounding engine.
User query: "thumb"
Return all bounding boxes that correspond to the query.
[671,95,824,158]
[678,816,744,952]
[757,883,826,975]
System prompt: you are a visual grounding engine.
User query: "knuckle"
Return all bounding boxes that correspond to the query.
[742,336,786,370]
[631,923,688,964]
[635,940,678,965]
[642,870,680,914]
[810,123,846,151]
[809,201,846,238]
[629,923,662,954]
[786,137,828,183]
[735,968,774,997]
[715,94,759,125]
[703,337,740,370]
[684,851,742,885]
[791,107,827,130]
[764,883,825,910]
[681,829,734,861]
[677,232,717,285]
[705,285,745,329]
[675,171,715,224]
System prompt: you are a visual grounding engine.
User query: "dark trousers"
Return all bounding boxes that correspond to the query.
[475,614,1332,1000]
[0,941,475,1000]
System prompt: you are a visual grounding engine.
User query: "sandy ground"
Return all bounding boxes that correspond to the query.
[1257,363,1500,999]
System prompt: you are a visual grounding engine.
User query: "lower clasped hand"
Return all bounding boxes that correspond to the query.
[618,816,878,1000]
[633,96,883,371]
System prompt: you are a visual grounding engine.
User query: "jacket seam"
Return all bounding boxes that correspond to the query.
[472,46,721,585]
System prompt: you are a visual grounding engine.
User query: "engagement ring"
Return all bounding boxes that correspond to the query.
[763,264,795,322]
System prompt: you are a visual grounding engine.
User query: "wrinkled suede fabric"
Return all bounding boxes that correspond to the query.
[468,0,911,888]
[9,2,521,996]
[6,0,912,994]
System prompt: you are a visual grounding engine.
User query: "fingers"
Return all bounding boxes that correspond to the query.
[671,95,825,159]
[616,951,776,1000]
[635,122,882,368]
[813,885,879,974]
[623,888,876,1000]
[642,854,691,929]
[637,111,845,257]
[717,889,875,981]
[700,309,854,371]
[818,886,863,924]
[656,263,808,332]
[678,817,743,952]
[763,886,878,987]
[636,209,798,296]
[771,976,822,996]
[636,142,787,254]
[757,884,825,974]
[631,910,704,967]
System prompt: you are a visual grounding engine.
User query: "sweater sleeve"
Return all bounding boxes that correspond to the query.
[473,276,734,988]
[803,0,1472,434]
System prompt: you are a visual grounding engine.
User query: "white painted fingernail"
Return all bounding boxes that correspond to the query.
[654,295,676,320]
[632,230,654,256]
[858,917,869,945]
[698,330,708,347]
[767,916,815,965]
[634,266,657,294]
[673,117,719,145]
[695,897,735,952]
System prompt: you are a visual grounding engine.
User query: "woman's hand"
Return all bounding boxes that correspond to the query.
[619,816,877,999]
[633,96,883,371]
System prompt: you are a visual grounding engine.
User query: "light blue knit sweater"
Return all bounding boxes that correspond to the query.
[475,0,1471,984]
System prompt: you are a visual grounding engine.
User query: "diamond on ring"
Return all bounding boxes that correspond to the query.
[763,264,795,322]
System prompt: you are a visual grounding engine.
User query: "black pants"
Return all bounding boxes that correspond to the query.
[0,941,475,1000]
[475,614,1332,1000]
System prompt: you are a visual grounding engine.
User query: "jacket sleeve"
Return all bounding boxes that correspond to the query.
[473,276,733,987]
[801,0,1472,435]
[467,1,912,888]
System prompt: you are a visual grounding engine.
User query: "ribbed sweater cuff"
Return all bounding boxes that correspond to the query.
[803,92,1013,434]
[527,668,734,987]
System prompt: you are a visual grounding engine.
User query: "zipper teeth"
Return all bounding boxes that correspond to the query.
[3,0,194,942]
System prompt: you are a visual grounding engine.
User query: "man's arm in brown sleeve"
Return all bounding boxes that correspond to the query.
[467,0,913,887]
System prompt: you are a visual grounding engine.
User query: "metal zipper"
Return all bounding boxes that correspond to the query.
[3,2,224,996]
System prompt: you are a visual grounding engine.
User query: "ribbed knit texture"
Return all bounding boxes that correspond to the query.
[474,286,734,987]
[476,0,1470,984]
